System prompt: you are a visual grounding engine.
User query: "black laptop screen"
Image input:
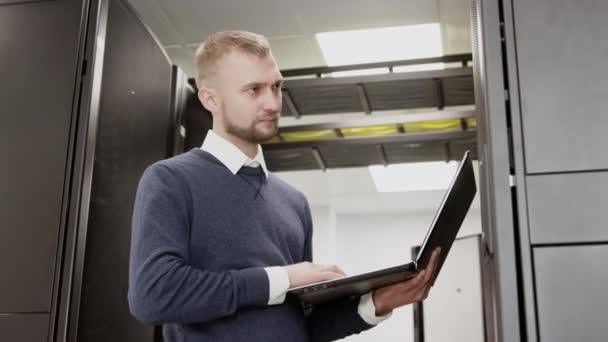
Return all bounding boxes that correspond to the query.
[414,151,477,271]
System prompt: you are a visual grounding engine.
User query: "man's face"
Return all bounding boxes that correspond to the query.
[212,50,283,144]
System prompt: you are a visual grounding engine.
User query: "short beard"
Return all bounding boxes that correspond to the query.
[225,117,278,144]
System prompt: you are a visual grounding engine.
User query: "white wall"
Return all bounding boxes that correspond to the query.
[330,209,481,341]
[422,235,485,342]
[276,164,483,342]
[310,205,336,264]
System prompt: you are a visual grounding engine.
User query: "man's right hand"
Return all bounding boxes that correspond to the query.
[284,262,346,288]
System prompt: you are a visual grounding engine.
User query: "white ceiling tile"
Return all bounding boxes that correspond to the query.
[268,35,326,70]
[127,0,185,45]
[129,0,472,73]
[293,0,440,34]
[154,0,304,45]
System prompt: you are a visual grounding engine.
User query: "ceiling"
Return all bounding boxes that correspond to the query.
[127,0,475,208]
[128,0,472,77]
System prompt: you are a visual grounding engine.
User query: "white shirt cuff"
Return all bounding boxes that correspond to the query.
[358,292,392,325]
[264,266,290,305]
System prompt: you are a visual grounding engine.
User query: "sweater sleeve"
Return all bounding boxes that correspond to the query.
[299,198,375,341]
[128,163,269,325]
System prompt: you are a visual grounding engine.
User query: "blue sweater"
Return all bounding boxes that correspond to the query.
[128,148,373,341]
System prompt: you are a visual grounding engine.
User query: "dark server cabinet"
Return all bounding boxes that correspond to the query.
[170,66,191,156]
[0,0,86,333]
[71,1,176,341]
[0,314,50,342]
[183,84,213,151]
[1,0,181,341]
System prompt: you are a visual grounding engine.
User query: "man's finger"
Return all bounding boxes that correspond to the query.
[428,248,442,284]
[327,265,346,277]
[423,249,440,275]
[422,284,431,299]
[402,270,428,293]
[424,261,435,281]
[420,281,432,298]
[430,248,441,268]
[317,264,346,277]
[319,271,344,282]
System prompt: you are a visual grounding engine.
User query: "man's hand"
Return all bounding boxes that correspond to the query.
[372,248,442,316]
[284,262,346,288]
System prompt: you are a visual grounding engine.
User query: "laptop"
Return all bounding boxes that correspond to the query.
[287,151,477,305]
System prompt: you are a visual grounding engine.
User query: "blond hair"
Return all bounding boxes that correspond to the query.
[194,31,271,88]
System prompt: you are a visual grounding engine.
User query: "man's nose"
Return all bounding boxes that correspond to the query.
[262,90,282,113]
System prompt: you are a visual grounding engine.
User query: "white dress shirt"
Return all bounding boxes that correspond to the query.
[201,130,391,325]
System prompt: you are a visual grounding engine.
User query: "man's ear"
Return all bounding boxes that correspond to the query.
[198,86,219,113]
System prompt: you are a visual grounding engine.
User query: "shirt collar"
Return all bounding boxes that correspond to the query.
[201,130,269,178]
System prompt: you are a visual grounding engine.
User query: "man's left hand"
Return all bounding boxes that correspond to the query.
[371,248,442,316]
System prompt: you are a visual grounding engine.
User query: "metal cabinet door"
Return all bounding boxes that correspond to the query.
[513,0,608,173]
[0,0,84,313]
[0,314,49,342]
[534,245,608,342]
[74,1,171,341]
[527,172,608,244]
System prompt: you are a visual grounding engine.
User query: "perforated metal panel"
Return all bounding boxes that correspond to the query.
[264,147,320,171]
[280,90,295,117]
[443,76,475,107]
[289,84,362,115]
[365,79,437,110]
[263,58,477,172]
[264,135,478,172]
[319,144,385,168]
[382,141,446,164]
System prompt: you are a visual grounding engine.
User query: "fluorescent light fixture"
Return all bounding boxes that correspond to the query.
[330,67,389,78]
[393,62,445,73]
[316,23,443,68]
[369,161,458,192]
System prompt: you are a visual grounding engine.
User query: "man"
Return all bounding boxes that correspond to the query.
[128,30,440,342]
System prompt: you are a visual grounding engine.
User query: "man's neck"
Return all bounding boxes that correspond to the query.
[212,129,258,159]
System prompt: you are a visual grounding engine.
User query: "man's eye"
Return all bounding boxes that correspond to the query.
[248,87,258,94]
